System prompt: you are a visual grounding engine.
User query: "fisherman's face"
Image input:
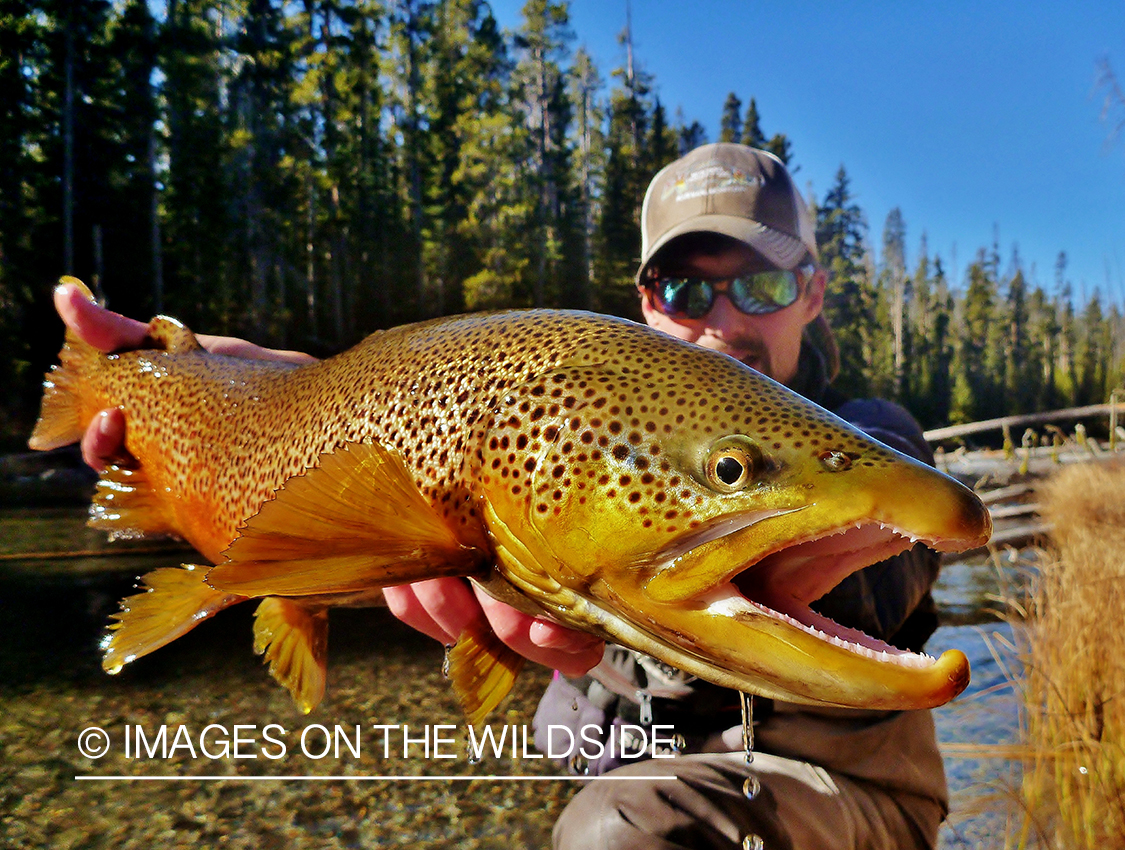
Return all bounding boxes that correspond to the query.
[639,242,826,387]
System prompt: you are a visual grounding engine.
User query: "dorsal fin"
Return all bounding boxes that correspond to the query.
[206,442,487,597]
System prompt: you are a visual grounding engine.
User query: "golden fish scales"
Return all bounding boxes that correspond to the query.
[30,280,992,723]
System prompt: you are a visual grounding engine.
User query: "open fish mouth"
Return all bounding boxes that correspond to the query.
[719,522,935,669]
[596,510,978,709]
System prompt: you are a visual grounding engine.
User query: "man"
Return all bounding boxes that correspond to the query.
[60,143,946,849]
[533,144,947,850]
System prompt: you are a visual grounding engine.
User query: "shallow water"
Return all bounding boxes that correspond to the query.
[932,621,1022,848]
[0,507,1025,848]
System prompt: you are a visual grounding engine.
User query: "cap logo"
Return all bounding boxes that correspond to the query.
[661,162,760,203]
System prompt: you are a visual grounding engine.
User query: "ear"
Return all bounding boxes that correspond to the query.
[800,269,827,324]
[638,285,660,325]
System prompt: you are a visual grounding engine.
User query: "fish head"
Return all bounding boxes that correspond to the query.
[479,317,991,710]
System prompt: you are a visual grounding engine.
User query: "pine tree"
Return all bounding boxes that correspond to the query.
[880,207,907,399]
[816,166,872,398]
[719,91,741,143]
[1028,284,1061,410]
[387,0,433,320]
[951,255,1003,422]
[1075,293,1108,406]
[160,0,236,330]
[593,21,653,316]
[1004,267,1037,412]
[568,46,604,304]
[676,117,707,155]
[512,0,574,307]
[0,0,45,431]
[226,0,299,341]
[741,97,765,148]
[103,0,161,313]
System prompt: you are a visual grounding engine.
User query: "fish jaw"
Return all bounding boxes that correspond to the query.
[580,583,972,710]
[593,460,990,709]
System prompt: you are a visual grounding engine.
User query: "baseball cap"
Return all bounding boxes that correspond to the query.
[639,143,817,280]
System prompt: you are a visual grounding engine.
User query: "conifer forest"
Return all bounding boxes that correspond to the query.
[1,0,1122,445]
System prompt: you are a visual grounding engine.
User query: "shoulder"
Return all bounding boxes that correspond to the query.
[831,398,933,465]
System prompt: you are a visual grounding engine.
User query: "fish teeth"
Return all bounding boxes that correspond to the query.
[705,588,936,669]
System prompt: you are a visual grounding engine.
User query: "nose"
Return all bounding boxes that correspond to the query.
[703,288,750,337]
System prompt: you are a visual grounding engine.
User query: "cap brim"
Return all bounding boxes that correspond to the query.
[638,214,811,281]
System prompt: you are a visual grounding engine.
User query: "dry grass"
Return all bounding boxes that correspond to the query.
[1013,460,1125,848]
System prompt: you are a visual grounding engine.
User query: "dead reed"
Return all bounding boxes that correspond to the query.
[1015,460,1125,847]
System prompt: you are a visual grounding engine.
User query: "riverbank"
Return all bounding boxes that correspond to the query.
[1013,461,1125,847]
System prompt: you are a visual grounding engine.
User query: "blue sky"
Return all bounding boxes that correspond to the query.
[490,1,1125,305]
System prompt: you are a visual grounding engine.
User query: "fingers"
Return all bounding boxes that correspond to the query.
[383,579,605,678]
[195,335,318,365]
[80,408,128,473]
[383,579,480,646]
[54,280,317,365]
[473,586,604,677]
[54,281,147,352]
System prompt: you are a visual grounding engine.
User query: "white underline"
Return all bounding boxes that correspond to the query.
[75,774,679,782]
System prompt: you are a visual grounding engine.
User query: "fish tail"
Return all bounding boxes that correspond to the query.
[253,598,329,714]
[102,565,242,674]
[28,277,105,452]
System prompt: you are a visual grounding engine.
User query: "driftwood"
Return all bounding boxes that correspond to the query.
[977,483,1036,504]
[988,503,1040,521]
[924,402,1121,443]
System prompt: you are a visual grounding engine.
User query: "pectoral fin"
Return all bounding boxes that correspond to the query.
[448,621,526,726]
[206,442,486,597]
[253,598,328,714]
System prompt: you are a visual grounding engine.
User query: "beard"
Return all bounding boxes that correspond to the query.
[724,335,773,378]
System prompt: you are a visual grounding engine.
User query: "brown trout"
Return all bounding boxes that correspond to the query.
[30,280,990,723]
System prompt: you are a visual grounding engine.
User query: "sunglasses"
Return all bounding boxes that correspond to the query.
[648,266,812,320]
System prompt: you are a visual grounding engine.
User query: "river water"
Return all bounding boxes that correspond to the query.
[0,506,1026,848]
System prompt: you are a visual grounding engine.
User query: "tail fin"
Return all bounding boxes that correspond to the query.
[102,565,242,674]
[28,277,103,451]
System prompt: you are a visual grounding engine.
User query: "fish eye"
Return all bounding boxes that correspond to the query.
[704,436,763,493]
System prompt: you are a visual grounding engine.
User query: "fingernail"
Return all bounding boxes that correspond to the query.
[54,277,93,302]
[98,410,115,435]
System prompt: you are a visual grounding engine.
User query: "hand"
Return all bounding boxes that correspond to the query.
[54,282,315,472]
[56,281,604,677]
[383,581,604,677]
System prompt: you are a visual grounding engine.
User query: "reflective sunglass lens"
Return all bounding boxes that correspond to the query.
[729,270,799,314]
[656,278,713,319]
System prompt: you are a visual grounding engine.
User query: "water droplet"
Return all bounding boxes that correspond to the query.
[1079,765,1088,775]
[571,698,579,711]
[742,834,765,850]
[671,733,687,754]
[742,775,760,800]
[467,749,481,766]
[442,644,452,679]
[636,689,653,725]
[739,691,755,766]
[568,753,589,776]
